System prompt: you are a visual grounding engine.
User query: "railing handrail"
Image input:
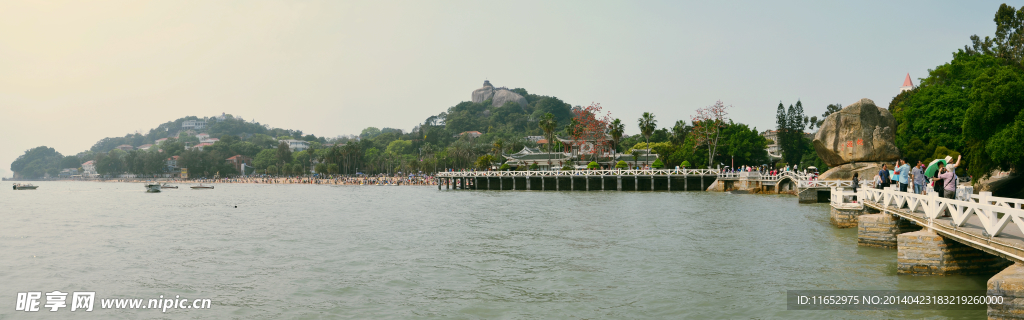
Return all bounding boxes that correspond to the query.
[833,185,1024,238]
[435,168,721,177]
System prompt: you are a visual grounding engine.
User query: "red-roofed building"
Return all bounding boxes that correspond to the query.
[192,142,213,151]
[900,73,914,93]
[456,131,483,138]
[166,156,181,171]
[225,155,252,174]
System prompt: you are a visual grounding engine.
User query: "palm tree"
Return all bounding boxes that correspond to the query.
[609,118,624,154]
[538,113,557,169]
[491,138,504,168]
[637,112,657,167]
[671,120,688,145]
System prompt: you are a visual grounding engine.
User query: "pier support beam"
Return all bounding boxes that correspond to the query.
[988,263,1024,319]
[857,213,919,248]
[897,229,1010,276]
[617,176,622,191]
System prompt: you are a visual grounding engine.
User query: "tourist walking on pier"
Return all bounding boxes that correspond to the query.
[912,161,926,194]
[895,159,910,192]
[878,164,890,189]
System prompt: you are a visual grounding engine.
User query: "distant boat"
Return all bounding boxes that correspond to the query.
[145,184,162,193]
[191,184,214,190]
[12,183,38,190]
[160,183,178,189]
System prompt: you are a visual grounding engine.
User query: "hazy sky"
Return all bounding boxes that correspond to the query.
[0,1,1011,177]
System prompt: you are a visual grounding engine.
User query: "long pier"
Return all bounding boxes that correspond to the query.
[435,169,719,191]
[830,186,1024,318]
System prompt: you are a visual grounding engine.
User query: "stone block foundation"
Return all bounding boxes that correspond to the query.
[897,230,1011,276]
[831,206,867,228]
[988,264,1024,319]
[857,214,921,248]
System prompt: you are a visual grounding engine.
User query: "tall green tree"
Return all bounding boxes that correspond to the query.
[637,112,657,166]
[609,118,625,153]
[276,141,293,168]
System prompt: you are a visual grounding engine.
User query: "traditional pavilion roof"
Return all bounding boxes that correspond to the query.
[504,146,568,161]
[557,134,613,143]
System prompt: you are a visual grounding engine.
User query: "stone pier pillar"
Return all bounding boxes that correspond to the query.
[830,206,867,228]
[897,230,1010,275]
[857,213,919,248]
[617,176,622,191]
[988,263,1024,319]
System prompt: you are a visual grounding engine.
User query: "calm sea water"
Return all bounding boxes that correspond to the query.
[1,181,992,319]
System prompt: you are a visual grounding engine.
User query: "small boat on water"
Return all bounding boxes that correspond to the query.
[160,183,178,189]
[13,183,38,190]
[145,184,162,193]
[191,184,214,190]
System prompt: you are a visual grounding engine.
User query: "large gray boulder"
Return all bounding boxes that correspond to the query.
[471,80,527,110]
[472,80,495,103]
[813,98,901,168]
[491,89,528,110]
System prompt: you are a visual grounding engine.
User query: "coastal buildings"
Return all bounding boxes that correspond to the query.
[225,155,252,173]
[456,131,483,139]
[81,160,97,177]
[166,156,180,172]
[138,144,154,151]
[116,144,134,151]
[58,168,79,178]
[182,119,206,130]
[282,140,310,152]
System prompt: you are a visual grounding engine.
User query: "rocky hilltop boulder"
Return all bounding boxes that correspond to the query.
[472,80,495,104]
[471,80,527,110]
[813,98,901,168]
[491,89,528,110]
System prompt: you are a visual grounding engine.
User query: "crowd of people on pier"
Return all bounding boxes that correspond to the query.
[855,154,969,200]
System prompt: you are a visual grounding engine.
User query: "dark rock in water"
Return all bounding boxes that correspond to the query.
[728,190,750,194]
[813,98,901,167]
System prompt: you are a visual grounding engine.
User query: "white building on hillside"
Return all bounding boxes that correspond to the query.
[183,119,207,130]
[282,140,310,152]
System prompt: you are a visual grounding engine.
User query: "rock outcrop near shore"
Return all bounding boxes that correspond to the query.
[472,80,528,111]
[813,98,901,168]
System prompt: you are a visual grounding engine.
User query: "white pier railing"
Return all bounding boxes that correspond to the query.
[836,186,1024,238]
[435,168,720,178]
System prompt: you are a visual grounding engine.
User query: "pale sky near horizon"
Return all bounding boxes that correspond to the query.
[0,1,1013,177]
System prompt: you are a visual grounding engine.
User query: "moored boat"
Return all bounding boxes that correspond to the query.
[160,183,178,189]
[12,183,38,190]
[190,184,214,190]
[145,184,162,193]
